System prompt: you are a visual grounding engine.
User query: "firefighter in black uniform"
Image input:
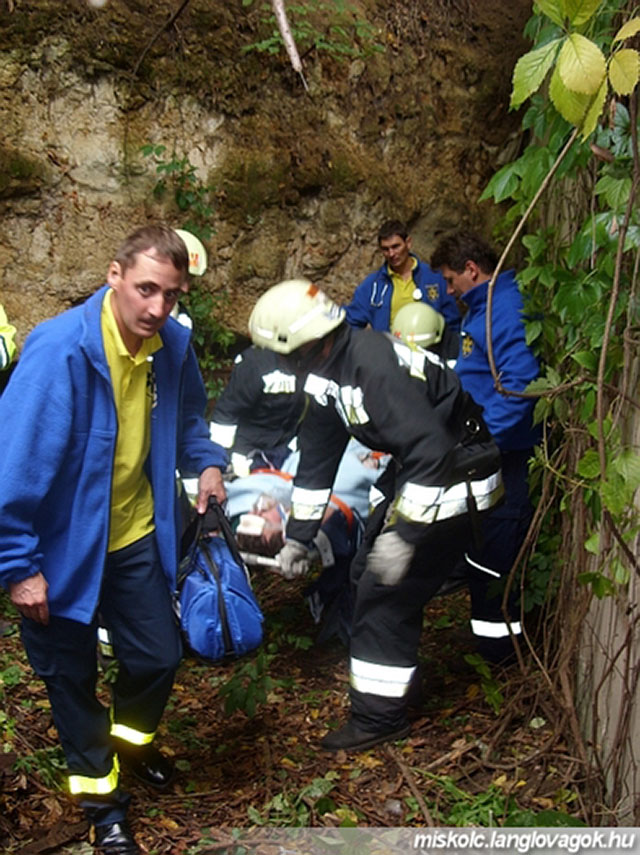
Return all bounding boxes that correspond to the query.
[210,346,305,476]
[249,279,504,752]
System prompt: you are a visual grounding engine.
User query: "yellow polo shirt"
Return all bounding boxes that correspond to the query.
[389,257,418,326]
[101,290,163,552]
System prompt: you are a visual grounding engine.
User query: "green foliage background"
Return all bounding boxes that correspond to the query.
[481,0,640,609]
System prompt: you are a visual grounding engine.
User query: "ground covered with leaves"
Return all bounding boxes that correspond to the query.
[1,572,591,855]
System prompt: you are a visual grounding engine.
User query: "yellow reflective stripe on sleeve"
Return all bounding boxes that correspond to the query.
[209,421,237,449]
[291,486,331,521]
[68,755,119,795]
[110,722,155,746]
[395,472,503,524]
[350,657,416,698]
[471,619,522,639]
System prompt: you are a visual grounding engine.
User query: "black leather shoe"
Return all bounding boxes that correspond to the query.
[321,719,411,752]
[94,820,140,854]
[119,744,175,789]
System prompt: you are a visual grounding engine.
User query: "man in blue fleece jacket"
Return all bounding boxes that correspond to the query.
[0,226,227,854]
[431,231,540,664]
[345,219,461,333]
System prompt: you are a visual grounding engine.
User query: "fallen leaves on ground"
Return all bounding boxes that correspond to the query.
[0,577,588,854]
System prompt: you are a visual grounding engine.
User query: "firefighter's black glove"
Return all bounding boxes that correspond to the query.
[277,539,312,580]
[367,530,415,586]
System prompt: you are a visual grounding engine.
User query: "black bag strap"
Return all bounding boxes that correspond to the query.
[202,497,247,570]
[177,497,247,589]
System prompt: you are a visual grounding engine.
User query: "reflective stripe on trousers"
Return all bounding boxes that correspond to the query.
[350,656,416,698]
[471,618,522,639]
[69,755,120,796]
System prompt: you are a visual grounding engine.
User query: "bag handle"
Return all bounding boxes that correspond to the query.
[177,501,214,588]
[203,497,247,570]
[178,497,247,589]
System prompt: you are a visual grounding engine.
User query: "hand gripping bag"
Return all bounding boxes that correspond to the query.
[175,498,264,662]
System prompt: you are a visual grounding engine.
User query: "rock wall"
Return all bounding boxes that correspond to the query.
[0,0,531,345]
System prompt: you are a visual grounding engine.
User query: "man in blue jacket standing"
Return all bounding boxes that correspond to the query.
[0,226,227,854]
[431,231,540,663]
[345,219,461,333]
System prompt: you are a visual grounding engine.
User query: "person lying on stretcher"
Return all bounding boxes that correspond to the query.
[223,439,389,644]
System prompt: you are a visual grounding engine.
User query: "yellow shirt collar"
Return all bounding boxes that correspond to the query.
[103,289,163,363]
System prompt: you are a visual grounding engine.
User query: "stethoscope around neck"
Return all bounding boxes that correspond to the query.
[369,281,423,307]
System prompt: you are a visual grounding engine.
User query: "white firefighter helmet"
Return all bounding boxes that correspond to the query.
[249,279,345,354]
[174,229,207,276]
[392,301,445,348]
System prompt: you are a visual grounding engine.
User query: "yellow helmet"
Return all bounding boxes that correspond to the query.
[174,229,208,276]
[392,302,445,348]
[249,279,345,354]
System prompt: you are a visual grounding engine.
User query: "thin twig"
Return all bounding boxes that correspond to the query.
[386,745,435,826]
[132,0,192,80]
[485,128,580,397]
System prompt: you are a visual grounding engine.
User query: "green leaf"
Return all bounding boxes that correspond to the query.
[520,147,555,197]
[511,39,563,108]
[525,319,543,346]
[584,532,600,553]
[580,76,608,139]
[578,571,614,598]
[563,0,602,27]
[535,0,565,27]
[553,396,570,422]
[553,279,596,320]
[613,18,640,43]
[567,230,593,265]
[479,162,520,202]
[601,477,627,516]
[557,33,606,94]
[611,557,629,586]
[522,233,549,259]
[550,65,590,125]
[594,174,632,210]
[571,350,597,372]
[526,376,556,394]
[580,388,596,421]
[608,49,640,96]
[533,396,552,425]
[612,451,640,489]
[577,448,601,479]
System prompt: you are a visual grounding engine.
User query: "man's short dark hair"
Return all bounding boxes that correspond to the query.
[115,225,189,279]
[430,231,499,274]
[378,220,409,243]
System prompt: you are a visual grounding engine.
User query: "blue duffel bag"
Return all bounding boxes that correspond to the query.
[175,498,264,662]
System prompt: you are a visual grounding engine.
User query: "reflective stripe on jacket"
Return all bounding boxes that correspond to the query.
[287,325,502,547]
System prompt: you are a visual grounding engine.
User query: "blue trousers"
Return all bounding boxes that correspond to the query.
[21,532,182,823]
[465,448,533,661]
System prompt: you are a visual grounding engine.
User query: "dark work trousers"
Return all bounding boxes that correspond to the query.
[465,448,533,662]
[349,513,473,732]
[21,532,182,825]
